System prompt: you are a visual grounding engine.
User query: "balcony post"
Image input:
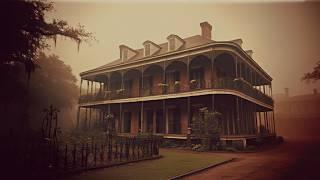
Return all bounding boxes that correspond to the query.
[163,100,167,134]
[85,107,88,129]
[141,66,144,96]
[120,103,122,133]
[272,111,275,134]
[187,97,190,128]
[163,60,166,94]
[91,81,93,96]
[76,106,80,129]
[140,102,144,133]
[258,112,261,134]
[89,107,92,129]
[187,56,190,90]
[235,57,238,78]
[211,51,214,88]
[86,80,89,96]
[80,79,83,96]
[232,107,236,135]
[236,97,240,135]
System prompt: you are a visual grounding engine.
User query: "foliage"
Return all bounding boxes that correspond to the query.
[26,53,78,129]
[0,0,93,77]
[302,61,320,82]
[0,1,92,133]
[191,107,222,151]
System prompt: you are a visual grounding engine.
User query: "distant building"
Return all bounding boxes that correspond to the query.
[78,22,275,147]
[274,89,320,138]
[275,89,320,118]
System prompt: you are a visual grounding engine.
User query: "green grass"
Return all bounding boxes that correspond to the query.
[65,149,231,180]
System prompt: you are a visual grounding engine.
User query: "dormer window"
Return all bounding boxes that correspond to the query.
[145,43,150,56]
[167,34,185,51]
[169,38,175,51]
[119,45,138,62]
[143,40,161,57]
[122,48,128,60]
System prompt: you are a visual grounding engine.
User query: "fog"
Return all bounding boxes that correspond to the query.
[46,1,320,138]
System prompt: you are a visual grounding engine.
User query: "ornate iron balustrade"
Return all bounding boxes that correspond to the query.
[79,78,273,106]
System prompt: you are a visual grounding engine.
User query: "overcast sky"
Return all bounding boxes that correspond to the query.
[47,1,320,96]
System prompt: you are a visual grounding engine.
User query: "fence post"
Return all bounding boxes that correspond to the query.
[73,144,76,168]
[64,144,68,170]
[100,144,104,164]
[108,135,112,161]
[94,143,97,167]
[81,143,84,167]
[85,143,89,169]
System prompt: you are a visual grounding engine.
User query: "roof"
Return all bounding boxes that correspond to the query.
[88,35,213,72]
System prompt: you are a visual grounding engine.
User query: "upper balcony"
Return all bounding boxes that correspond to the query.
[79,52,273,107]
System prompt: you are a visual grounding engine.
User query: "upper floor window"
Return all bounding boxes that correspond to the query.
[145,43,150,56]
[169,38,175,51]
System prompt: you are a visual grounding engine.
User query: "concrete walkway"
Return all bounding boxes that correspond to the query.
[184,139,320,180]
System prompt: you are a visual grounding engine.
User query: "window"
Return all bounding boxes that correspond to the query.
[145,43,150,56]
[169,38,175,51]
[122,48,128,60]
[123,112,131,133]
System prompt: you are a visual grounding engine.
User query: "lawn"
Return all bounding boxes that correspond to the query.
[64,149,231,180]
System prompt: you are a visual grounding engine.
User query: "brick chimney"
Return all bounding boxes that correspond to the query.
[200,22,212,40]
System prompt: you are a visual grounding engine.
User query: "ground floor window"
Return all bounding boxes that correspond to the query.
[156,109,165,133]
[168,108,181,134]
[123,112,131,133]
[146,109,153,133]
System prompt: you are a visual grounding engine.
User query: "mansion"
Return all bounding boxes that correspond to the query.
[77,22,275,147]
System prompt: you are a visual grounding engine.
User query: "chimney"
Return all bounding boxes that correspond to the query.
[313,88,318,95]
[200,22,212,40]
[285,88,289,97]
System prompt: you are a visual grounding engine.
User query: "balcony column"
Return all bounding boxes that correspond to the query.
[254,105,257,134]
[187,97,190,129]
[88,107,92,129]
[264,112,267,133]
[80,79,83,96]
[76,106,81,129]
[236,97,240,135]
[187,56,190,90]
[163,100,167,134]
[211,52,214,87]
[235,57,238,78]
[121,71,124,93]
[272,111,276,134]
[84,107,88,129]
[91,81,93,96]
[232,106,236,135]
[140,102,144,133]
[163,61,166,94]
[258,112,262,134]
[153,108,156,134]
[119,103,122,133]
[86,80,89,96]
[141,66,144,96]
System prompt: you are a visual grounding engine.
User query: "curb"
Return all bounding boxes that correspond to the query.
[168,158,236,180]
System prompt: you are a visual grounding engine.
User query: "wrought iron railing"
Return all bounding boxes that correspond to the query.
[79,78,273,106]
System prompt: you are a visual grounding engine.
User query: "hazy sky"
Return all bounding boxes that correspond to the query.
[47,1,320,96]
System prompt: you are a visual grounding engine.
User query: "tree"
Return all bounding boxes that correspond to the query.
[191,107,222,151]
[302,61,320,82]
[0,1,92,134]
[0,1,92,76]
[28,53,78,130]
